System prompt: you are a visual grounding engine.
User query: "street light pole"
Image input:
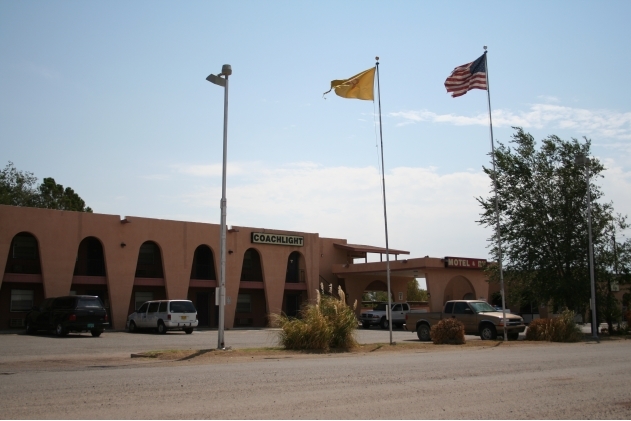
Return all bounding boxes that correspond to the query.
[206,64,232,350]
[575,153,599,342]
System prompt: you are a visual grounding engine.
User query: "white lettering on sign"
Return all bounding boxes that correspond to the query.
[445,257,487,269]
[252,232,304,247]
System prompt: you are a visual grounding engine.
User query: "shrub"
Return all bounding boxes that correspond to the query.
[272,285,358,351]
[430,318,465,345]
[525,309,583,342]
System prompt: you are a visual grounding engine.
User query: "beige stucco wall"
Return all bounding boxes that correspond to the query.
[2,205,501,331]
[0,205,319,329]
[332,256,491,315]
[423,268,490,312]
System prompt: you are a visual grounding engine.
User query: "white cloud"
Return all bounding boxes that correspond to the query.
[600,160,631,237]
[145,159,631,260]
[171,162,493,259]
[391,104,631,140]
[597,141,631,156]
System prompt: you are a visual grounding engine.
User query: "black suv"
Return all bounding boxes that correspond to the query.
[25,295,109,337]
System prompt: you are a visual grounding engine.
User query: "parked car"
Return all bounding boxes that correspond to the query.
[405,300,525,341]
[25,295,109,337]
[360,302,412,329]
[126,300,198,334]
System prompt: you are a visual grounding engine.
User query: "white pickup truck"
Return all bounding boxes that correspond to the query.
[360,302,413,329]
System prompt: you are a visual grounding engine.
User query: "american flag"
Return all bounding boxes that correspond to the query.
[444,53,487,98]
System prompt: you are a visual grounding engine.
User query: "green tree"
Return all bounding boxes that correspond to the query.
[477,128,630,323]
[362,291,389,303]
[37,177,92,212]
[0,162,92,212]
[407,279,429,301]
[0,162,38,206]
[593,223,631,332]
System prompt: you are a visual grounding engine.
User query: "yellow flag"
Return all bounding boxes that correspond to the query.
[324,67,375,100]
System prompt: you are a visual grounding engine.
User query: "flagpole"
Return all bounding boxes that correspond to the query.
[375,57,393,345]
[483,46,508,341]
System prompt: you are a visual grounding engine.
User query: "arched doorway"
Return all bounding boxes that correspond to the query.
[285,251,304,283]
[74,237,106,277]
[135,241,163,278]
[189,245,217,328]
[1,232,45,329]
[283,251,307,318]
[128,241,167,315]
[236,248,267,327]
[361,280,392,311]
[240,248,263,282]
[363,280,390,301]
[443,276,476,304]
[71,236,111,327]
[4,232,41,275]
[190,245,216,280]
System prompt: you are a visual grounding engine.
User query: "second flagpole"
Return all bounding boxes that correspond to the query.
[375,57,393,345]
[484,46,508,341]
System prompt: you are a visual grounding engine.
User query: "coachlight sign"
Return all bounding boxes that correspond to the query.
[251,232,304,247]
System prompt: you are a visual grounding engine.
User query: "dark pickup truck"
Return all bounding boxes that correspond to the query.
[25,295,109,337]
[405,300,526,341]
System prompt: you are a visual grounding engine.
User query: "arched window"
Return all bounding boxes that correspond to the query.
[239,248,263,282]
[74,237,106,276]
[5,232,41,274]
[191,245,216,280]
[134,241,164,278]
[285,251,303,283]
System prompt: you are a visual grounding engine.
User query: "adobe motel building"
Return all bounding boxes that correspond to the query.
[1,204,496,330]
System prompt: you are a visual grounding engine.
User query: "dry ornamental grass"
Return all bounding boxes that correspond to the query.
[525,309,583,342]
[272,284,358,351]
[430,318,466,345]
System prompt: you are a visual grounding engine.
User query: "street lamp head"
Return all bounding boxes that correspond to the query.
[206,73,226,87]
[206,64,231,87]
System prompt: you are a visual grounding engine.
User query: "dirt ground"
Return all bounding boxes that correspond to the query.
[2,334,627,374]
[2,335,630,419]
[116,337,607,366]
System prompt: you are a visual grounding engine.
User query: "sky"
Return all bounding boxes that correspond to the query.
[2,1,630,266]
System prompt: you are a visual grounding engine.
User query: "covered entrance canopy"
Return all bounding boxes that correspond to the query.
[331,247,491,316]
[332,243,410,263]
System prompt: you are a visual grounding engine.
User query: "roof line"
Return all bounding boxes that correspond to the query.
[333,243,410,255]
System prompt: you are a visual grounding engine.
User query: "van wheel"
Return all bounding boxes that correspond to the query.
[184,328,193,334]
[380,317,389,329]
[480,324,497,340]
[91,329,103,337]
[55,324,68,337]
[128,321,137,333]
[157,321,167,334]
[417,324,431,341]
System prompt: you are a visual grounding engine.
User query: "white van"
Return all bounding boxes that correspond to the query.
[126,300,198,334]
